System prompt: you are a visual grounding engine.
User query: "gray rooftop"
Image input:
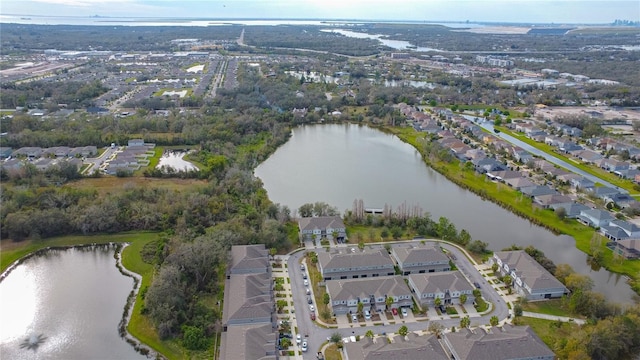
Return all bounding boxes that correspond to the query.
[220,323,276,360]
[343,333,449,360]
[326,276,412,303]
[318,248,394,273]
[298,216,346,232]
[408,271,473,295]
[494,251,567,293]
[229,244,269,274]
[223,272,273,325]
[391,243,449,267]
[444,325,555,360]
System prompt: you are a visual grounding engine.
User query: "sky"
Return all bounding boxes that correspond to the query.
[1,0,639,24]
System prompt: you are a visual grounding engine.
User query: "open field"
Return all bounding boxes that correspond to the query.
[64,177,208,194]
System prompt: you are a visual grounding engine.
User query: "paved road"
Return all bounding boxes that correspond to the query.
[82,146,118,175]
[285,239,511,359]
[463,114,621,190]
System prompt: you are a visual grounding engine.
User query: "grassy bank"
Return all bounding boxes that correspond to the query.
[121,235,186,359]
[1,232,159,273]
[515,317,581,351]
[386,125,640,295]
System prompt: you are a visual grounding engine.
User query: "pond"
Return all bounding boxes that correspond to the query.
[156,150,198,172]
[0,246,147,360]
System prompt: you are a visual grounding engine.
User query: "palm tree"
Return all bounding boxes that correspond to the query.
[460,316,471,328]
[460,294,468,305]
[434,297,442,308]
[398,325,408,337]
[365,330,374,339]
[490,316,499,326]
[357,301,364,316]
[428,322,445,339]
[385,296,394,311]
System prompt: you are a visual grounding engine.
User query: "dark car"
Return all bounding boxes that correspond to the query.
[307,296,313,304]
[474,282,481,289]
[310,313,316,320]
[391,308,398,316]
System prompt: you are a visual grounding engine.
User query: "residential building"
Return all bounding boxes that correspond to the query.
[220,244,276,360]
[343,333,449,360]
[390,243,450,275]
[600,219,640,241]
[0,147,13,159]
[317,248,395,281]
[407,271,474,306]
[326,276,413,315]
[492,251,568,300]
[298,216,346,242]
[578,209,615,228]
[443,325,555,360]
[612,238,640,259]
[549,202,589,219]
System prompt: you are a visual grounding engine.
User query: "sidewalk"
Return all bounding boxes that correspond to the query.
[522,311,586,325]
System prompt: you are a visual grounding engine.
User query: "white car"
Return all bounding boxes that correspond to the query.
[351,313,358,322]
[309,304,315,312]
[301,341,308,352]
[296,334,301,344]
[364,310,371,320]
[401,307,408,317]
[303,279,309,286]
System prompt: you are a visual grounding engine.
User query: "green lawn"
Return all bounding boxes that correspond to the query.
[515,316,581,353]
[521,299,583,318]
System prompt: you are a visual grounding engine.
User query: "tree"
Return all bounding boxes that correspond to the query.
[330,332,342,344]
[323,293,330,308]
[365,330,374,339]
[555,206,567,221]
[491,263,499,274]
[460,294,468,305]
[434,297,442,307]
[490,316,499,326]
[514,304,523,317]
[276,299,288,313]
[398,325,408,337]
[460,316,471,328]
[386,296,394,310]
[428,322,445,338]
[357,301,364,315]
[298,203,314,217]
[182,325,209,350]
[503,275,513,288]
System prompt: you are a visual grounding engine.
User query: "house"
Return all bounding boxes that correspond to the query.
[298,216,346,242]
[612,239,640,259]
[600,219,640,241]
[228,244,270,275]
[0,158,23,171]
[520,185,557,198]
[12,147,43,158]
[317,248,395,281]
[472,157,506,174]
[504,177,536,190]
[569,176,595,191]
[578,209,615,228]
[69,146,98,158]
[603,193,637,208]
[407,271,474,306]
[343,333,449,360]
[33,158,56,171]
[492,251,568,300]
[589,186,621,200]
[443,325,555,360]
[44,146,72,158]
[325,276,413,315]
[390,243,450,275]
[549,202,589,219]
[128,139,145,147]
[533,194,573,208]
[220,324,276,360]
[220,244,276,360]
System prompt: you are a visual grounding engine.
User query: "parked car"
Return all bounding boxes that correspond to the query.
[301,264,305,271]
[304,279,309,286]
[351,313,358,322]
[401,307,408,317]
[364,310,371,320]
[309,304,315,312]
[310,313,316,320]
[296,334,301,344]
[301,341,308,352]
[307,296,312,304]
[391,308,398,316]
[474,282,481,289]
[306,288,311,295]
[303,273,307,279]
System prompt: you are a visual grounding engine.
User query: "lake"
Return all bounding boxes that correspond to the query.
[0,246,146,360]
[255,124,637,304]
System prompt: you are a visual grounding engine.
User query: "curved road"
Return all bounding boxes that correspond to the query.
[285,239,510,359]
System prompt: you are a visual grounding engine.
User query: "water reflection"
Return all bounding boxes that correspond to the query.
[156,150,198,172]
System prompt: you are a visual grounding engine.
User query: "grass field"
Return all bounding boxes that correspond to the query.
[64,177,208,195]
[324,343,342,360]
[521,299,583,318]
[516,316,581,351]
